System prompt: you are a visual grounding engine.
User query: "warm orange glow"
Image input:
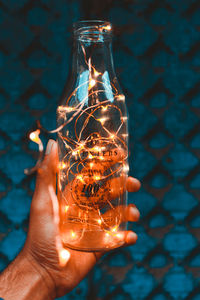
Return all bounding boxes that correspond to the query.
[110,134,115,139]
[89,79,96,90]
[79,142,85,148]
[111,225,118,232]
[116,94,125,101]
[59,249,70,266]
[64,205,69,213]
[94,175,101,181]
[94,69,101,77]
[116,232,123,239]
[97,219,102,225]
[94,146,101,152]
[77,175,84,182]
[102,105,108,111]
[98,117,108,125]
[29,129,41,145]
[25,35,129,248]
[71,231,76,238]
[58,106,74,112]
[59,161,66,169]
[102,24,112,31]
[123,164,129,172]
[121,116,128,121]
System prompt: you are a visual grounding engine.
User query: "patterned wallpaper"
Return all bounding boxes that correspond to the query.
[0,0,200,299]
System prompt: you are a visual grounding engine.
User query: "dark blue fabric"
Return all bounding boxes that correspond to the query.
[0,1,199,299]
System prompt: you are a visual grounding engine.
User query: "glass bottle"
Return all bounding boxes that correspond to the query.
[57,20,129,251]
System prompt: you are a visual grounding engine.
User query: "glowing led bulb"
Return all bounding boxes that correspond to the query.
[94,175,101,181]
[121,116,128,121]
[110,134,115,140]
[59,249,70,266]
[88,153,93,159]
[71,231,76,238]
[116,232,123,239]
[94,146,101,152]
[116,94,125,101]
[102,24,112,31]
[89,79,96,90]
[102,105,108,111]
[98,117,108,125]
[79,141,85,148]
[94,69,101,77]
[77,175,84,182]
[97,219,102,225]
[58,106,75,112]
[111,226,118,232]
[29,129,41,145]
[123,164,129,172]
[59,161,66,169]
[64,205,69,213]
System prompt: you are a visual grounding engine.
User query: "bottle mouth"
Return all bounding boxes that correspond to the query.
[73,20,112,42]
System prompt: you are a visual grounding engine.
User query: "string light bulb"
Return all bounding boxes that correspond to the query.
[29,129,41,145]
[64,205,69,213]
[116,94,125,101]
[58,249,70,266]
[89,79,96,90]
[59,161,66,169]
[98,117,108,125]
[102,24,112,31]
[102,105,108,111]
[71,231,76,238]
[94,68,101,77]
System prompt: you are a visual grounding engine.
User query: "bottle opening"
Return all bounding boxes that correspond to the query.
[73,20,112,42]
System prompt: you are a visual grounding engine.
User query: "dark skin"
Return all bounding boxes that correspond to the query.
[0,140,141,299]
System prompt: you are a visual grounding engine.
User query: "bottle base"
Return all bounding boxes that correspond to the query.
[61,229,125,252]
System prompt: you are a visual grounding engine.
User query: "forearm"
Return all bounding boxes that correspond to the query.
[0,251,54,300]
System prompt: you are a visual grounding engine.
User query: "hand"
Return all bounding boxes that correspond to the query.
[22,139,141,299]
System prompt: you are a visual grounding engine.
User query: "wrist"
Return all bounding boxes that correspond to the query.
[21,248,56,300]
[0,250,56,300]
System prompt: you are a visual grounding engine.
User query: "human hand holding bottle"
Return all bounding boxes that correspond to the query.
[0,139,141,300]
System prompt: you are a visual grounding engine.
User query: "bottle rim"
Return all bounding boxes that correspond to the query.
[73,20,112,41]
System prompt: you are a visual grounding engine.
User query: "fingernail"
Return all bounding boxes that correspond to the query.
[45,139,55,155]
[127,232,137,243]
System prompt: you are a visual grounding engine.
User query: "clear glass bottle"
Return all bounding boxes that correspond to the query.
[57,20,129,251]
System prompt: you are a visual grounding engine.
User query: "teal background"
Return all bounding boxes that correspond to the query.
[0,0,200,299]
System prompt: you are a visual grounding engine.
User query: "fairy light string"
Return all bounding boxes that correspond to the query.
[25,25,128,242]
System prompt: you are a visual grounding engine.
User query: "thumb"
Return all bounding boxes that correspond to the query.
[32,139,58,213]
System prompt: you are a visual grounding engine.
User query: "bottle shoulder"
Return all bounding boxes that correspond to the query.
[58,72,126,108]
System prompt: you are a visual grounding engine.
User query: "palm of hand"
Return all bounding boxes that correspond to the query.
[23,140,140,298]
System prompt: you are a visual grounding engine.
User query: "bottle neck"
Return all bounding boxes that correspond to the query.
[72,38,115,78]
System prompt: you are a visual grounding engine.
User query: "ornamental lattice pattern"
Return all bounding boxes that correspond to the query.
[0,1,200,299]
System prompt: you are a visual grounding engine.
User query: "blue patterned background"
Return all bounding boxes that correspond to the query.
[0,0,200,299]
